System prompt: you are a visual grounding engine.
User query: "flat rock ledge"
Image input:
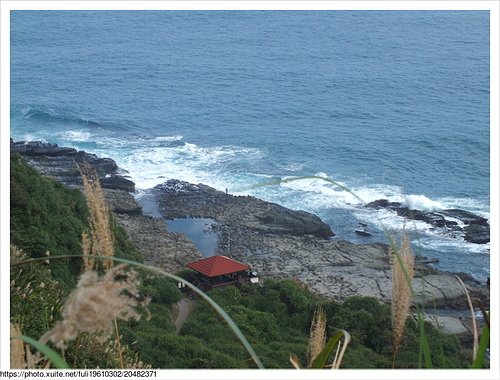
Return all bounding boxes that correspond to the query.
[153,179,334,238]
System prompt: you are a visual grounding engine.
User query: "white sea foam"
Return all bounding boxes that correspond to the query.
[413,236,490,255]
[277,162,305,172]
[153,135,183,141]
[402,194,445,211]
[105,142,266,191]
[20,133,47,143]
[439,197,490,220]
[57,130,92,142]
[278,174,405,209]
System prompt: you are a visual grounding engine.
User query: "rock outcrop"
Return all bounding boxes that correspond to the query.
[10,140,135,192]
[366,199,490,244]
[152,179,334,238]
[114,213,201,273]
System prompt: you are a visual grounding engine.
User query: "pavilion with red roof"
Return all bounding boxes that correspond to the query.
[185,255,258,291]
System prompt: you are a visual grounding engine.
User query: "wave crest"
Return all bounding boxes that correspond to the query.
[22,106,100,126]
[402,194,445,211]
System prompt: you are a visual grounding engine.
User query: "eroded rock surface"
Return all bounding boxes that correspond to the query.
[114,213,202,273]
[11,140,134,192]
[153,179,334,238]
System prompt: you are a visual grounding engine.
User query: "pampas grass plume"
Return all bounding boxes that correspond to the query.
[390,231,415,364]
[40,264,149,350]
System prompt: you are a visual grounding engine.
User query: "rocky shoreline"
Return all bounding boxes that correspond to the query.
[152,179,489,307]
[10,139,202,272]
[366,199,490,244]
[11,140,490,339]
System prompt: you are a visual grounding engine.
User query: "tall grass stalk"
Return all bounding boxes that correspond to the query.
[455,276,479,360]
[308,306,327,366]
[471,321,490,369]
[11,335,70,369]
[10,324,25,368]
[79,164,114,271]
[311,329,351,369]
[390,231,415,366]
[80,166,127,367]
[290,329,351,369]
[39,263,148,350]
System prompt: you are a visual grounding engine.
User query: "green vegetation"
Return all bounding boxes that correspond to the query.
[10,154,478,369]
[10,154,141,290]
[170,283,470,369]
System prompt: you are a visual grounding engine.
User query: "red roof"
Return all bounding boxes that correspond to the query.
[187,255,250,278]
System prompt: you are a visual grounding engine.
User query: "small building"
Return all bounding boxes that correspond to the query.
[185,255,258,292]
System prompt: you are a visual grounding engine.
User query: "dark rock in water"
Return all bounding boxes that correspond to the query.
[415,255,439,265]
[365,198,489,244]
[153,179,334,238]
[395,207,447,226]
[440,209,489,227]
[366,199,400,209]
[355,228,372,237]
[103,188,142,215]
[10,139,135,192]
[91,157,119,175]
[464,223,490,244]
[100,176,135,192]
[10,140,78,156]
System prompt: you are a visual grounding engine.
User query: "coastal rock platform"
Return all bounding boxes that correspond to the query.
[153,179,489,308]
[153,179,334,239]
[11,140,489,311]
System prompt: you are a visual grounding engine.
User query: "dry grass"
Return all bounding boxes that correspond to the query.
[10,323,49,369]
[390,231,415,365]
[455,276,479,360]
[40,264,149,350]
[10,323,25,368]
[308,306,327,366]
[38,165,150,366]
[79,164,114,271]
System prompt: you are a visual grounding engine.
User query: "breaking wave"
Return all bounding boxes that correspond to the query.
[22,106,100,126]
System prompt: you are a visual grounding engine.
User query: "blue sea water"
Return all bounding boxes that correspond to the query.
[10,11,490,280]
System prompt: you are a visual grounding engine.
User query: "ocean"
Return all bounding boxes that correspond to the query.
[10,10,490,280]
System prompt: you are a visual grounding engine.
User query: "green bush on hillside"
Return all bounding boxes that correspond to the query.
[10,154,88,290]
